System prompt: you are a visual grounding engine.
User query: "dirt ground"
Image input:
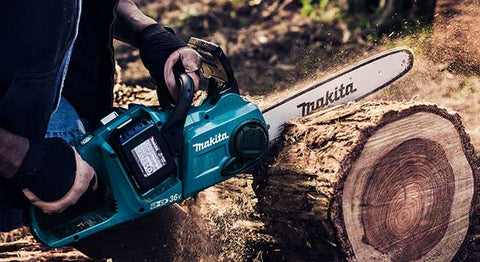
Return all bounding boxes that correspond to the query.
[2,0,480,261]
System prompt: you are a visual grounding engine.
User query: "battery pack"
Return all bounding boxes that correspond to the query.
[110,118,176,192]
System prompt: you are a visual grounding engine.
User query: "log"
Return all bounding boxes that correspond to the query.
[254,101,479,261]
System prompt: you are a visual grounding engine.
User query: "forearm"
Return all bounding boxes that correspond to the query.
[114,0,157,47]
[0,128,28,179]
[114,0,200,103]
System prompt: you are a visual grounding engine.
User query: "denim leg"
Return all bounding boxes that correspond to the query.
[45,97,87,145]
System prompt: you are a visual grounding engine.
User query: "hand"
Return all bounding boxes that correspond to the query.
[22,147,97,214]
[163,47,202,102]
[137,24,202,104]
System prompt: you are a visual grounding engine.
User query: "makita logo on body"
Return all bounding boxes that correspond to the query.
[193,133,229,152]
[296,82,357,116]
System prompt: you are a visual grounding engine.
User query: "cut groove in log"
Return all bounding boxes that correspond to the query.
[254,101,478,262]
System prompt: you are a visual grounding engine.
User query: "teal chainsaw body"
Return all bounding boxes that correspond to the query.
[28,38,269,247]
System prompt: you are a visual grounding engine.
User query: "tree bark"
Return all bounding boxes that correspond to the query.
[254,101,479,261]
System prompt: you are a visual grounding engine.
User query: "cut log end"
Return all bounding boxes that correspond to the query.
[340,112,474,262]
[256,101,478,262]
[361,138,455,261]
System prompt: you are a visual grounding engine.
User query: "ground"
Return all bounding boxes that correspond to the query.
[1,0,480,261]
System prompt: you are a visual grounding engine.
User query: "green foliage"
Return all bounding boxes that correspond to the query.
[301,0,330,17]
[300,0,343,22]
[179,8,201,21]
[300,0,316,18]
[320,0,329,10]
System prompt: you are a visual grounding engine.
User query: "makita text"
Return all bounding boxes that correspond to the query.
[296,83,356,116]
[193,133,229,152]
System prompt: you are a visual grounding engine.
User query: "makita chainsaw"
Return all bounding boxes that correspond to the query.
[28,37,414,247]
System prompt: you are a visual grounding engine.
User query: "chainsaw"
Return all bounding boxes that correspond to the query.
[28,37,414,247]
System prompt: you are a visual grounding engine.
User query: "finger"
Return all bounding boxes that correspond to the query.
[35,201,68,214]
[37,190,82,214]
[164,51,182,102]
[73,147,97,191]
[22,188,40,203]
[73,146,83,164]
[180,51,201,73]
[37,202,64,214]
[91,172,98,191]
[22,189,64,214]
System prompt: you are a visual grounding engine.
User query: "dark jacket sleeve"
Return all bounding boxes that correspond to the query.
[0,128,29,179]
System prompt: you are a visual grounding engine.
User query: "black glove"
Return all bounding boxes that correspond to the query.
[138,24,187,105]
[9,138,76,202]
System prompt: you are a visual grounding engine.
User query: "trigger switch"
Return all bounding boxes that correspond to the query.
[233,122,268,159]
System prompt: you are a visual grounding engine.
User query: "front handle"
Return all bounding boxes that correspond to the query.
[188,37,239,102]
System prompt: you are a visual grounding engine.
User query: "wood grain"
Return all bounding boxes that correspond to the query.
[254,101,478,262]
[343,113,473,262]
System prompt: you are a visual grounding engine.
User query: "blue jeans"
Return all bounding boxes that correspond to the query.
[45,97,87,145]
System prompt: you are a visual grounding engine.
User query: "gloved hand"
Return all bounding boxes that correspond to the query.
[10,138,97,214]
[163,47,201,102]
[138,24,201,104]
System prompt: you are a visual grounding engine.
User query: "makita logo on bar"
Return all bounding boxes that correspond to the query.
[193,133,229,152]
[296,82,357,116]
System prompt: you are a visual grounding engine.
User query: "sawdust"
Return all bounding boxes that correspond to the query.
[186,175,270,261]
[432,0,480,74]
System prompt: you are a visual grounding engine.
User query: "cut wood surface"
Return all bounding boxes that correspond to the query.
[254,101,479,261]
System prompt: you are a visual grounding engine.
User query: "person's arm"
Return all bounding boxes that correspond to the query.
[114,0,201,102]
[113,0,156,48]
[0,127,97,214]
